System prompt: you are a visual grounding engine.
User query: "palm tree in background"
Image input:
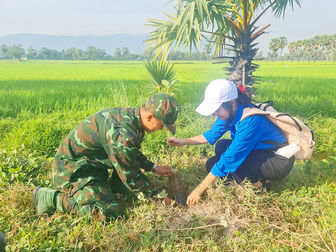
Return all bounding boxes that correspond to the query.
[278,36,288,57]
[146,0,301,94]
[320,35,331,61]
[295,40,305,61]
[287,42,296,61]
[269,38,279,61]
[329,34,336,62]
[284,34,335,61]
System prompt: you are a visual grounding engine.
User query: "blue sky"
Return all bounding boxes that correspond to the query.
[0,0,335,53]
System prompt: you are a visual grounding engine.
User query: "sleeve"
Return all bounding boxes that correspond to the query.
[203,118,230,145]
[136,152,155,172]
[210,116,266,177]
[101,124,158,197]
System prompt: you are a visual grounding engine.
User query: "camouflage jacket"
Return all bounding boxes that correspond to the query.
[52,108,157,197]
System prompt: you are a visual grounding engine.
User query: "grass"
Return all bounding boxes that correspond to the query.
[0,60,336,250]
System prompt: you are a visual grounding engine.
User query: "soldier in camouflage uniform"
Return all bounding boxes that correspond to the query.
[33,93,181,221]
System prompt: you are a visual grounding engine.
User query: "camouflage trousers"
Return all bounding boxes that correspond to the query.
[56,172,130,221]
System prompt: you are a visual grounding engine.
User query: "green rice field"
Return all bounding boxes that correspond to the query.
[0,60,336,250]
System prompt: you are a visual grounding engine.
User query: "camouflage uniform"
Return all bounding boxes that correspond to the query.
[33,93,181,221]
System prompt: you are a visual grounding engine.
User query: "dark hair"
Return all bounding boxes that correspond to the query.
[236,88,251,106]
[219,87,251,124]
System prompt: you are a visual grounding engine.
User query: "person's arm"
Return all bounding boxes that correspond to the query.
[136,151,155,171]
[167,134,208,146]
[131,141,173,177]
[186,172,218,206]
[168,118,230,147]
[186,116,268,206]
[100,122,158,197]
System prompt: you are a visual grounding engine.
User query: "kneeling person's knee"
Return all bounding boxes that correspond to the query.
[66,183,123,221]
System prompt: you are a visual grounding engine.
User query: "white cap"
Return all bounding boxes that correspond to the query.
[196,79,238,116]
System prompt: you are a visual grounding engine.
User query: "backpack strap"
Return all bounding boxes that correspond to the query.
[241,107,289,149]
[275,113,302,131]
[256,100,273,111]
[240,107,269,121]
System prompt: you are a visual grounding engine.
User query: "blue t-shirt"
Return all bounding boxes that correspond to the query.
[203,104,286,177]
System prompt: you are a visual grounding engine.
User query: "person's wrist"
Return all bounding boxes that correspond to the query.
[195,186,203,196]
[152,164,158,173]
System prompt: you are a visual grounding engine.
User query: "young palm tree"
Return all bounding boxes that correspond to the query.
[144,59,179,95]
[146,0,300,94]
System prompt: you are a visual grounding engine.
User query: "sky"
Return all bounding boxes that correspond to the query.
[0,0,335,53]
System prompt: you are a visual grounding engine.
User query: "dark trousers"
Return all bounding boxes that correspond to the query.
[206,139,295,183]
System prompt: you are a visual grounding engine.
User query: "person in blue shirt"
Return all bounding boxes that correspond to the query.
[167,79,295,206]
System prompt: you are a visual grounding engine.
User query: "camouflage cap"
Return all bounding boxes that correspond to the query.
[144,93,181,135]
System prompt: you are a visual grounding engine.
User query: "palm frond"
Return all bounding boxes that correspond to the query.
[144,59,179,95]
[271,0,301,18]
[146,0,229,59]
[250,24,271,41]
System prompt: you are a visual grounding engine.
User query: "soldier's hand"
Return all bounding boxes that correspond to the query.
[167,137,184,146]
[155,165,173,177]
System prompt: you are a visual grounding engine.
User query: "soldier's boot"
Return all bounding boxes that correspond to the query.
[32,187,59,215]
[0,231,6,252]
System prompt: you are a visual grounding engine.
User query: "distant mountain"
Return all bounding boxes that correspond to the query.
[0,33,148,54]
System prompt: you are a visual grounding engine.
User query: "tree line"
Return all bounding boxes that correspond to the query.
[267,34,336,61]
[0,45,140,60]
[0,44,210,61]
[4,34,335,62]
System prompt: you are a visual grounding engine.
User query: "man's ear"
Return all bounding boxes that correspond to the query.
[146,113,154,122]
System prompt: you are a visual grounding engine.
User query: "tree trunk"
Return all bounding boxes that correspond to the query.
[224,37,259,94]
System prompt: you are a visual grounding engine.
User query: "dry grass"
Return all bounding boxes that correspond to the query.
[2,168,335,251]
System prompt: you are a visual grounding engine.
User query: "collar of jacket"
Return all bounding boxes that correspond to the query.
[134,107,144,133]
